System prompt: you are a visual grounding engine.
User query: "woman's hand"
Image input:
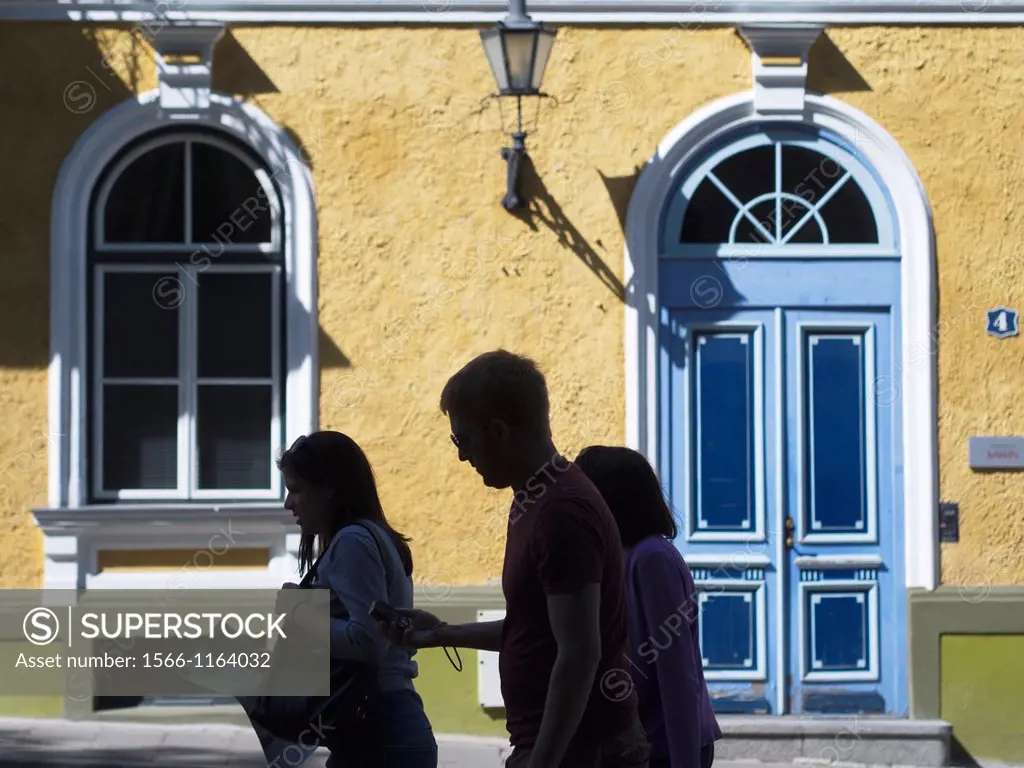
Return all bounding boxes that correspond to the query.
[377,608,444,649]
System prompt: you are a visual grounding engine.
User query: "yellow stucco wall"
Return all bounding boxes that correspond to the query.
[0,23,1022,589]
[0,25,158,588]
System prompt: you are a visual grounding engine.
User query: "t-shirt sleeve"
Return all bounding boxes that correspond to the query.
[531,501,606,595]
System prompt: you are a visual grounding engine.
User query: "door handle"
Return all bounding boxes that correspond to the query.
[784,516,795,550]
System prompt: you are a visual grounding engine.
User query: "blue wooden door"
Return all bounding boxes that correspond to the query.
[659,261,906,716]
[656,124,907,715]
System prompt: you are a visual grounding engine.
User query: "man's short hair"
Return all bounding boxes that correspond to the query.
[440,349,551,436]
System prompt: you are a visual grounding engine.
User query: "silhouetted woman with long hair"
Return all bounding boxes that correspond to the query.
[278,431,437,768]
[576,445,721,768]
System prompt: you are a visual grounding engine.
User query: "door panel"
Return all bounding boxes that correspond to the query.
[661,303,904,715]
[662,309,781,713]
[785,309,900,714]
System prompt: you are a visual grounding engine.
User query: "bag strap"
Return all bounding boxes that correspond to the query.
[298,551,326,588]
[301,520,394,592]
[349,519,394,592]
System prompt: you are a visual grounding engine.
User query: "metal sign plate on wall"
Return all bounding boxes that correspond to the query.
[968,436,1024,469]
[938,502,959,543]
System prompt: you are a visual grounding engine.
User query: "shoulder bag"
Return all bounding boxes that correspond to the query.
[243,520,393,747]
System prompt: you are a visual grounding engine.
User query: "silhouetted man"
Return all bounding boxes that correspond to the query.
[381,350,650,768]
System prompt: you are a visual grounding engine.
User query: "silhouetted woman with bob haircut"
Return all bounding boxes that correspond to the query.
[278,431,437,768]
[575,445,721,768]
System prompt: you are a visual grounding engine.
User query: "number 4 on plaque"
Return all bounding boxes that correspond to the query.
[986,307,1020,339]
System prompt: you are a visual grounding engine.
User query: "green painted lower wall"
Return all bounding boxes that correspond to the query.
[941,635,1024,765]
[407,591,509,738]
[411,646,507,738]
[909,588,1024,766]
[0,640,67,717]
[0,695,64,717]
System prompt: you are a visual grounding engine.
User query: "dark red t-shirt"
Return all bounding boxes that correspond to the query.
[499,459,637,748]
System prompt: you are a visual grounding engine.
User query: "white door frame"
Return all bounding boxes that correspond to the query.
[623,90,938,595]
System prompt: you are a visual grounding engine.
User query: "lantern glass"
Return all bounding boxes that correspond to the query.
[480,24,556,95]
[530,27,556,90]
[503,28,537,92]
[480,28,509,92]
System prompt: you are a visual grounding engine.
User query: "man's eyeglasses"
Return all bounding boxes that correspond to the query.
[450,434,462,449]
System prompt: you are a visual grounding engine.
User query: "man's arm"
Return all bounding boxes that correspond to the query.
[381,610,504,652]
[430,619,505,652]
[528,500,610,768]
[527,584,603,768]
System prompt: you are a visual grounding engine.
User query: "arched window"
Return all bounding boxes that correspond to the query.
[89,130,284,502]
[661,127,897,258]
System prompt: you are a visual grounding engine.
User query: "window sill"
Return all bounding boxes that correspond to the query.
[32,504,300,590]
[32,503,295,535]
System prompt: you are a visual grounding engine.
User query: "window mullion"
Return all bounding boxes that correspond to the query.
[775,142,783,243]
[88,135,288,506]
[781,172,852,246]
[93,266,106,499]
[179,266,196,499]
[182,139,195,500]
[708,172,775,245]
[184,139,193,245]
[271,266,282,498]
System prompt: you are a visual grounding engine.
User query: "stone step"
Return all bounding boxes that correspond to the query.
[715,716,952,767]
[0,712,953,768]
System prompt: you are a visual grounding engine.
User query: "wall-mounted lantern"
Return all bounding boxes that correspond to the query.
[479,0,556,210]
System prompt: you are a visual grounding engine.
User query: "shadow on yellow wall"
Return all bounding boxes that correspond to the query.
[508,154,626,304]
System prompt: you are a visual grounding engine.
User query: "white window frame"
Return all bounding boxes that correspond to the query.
[88,129,287,503]
[659,130,898,259]
[624,91,938,601]
[92,133,283,255]
[47,91,319,518]
[91,263,284,502]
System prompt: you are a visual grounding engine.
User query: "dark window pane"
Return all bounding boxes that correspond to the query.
[693,333,756,533]
[680,145,773,246]
[712,144,775,205]
[191,141,274,245]
[782,146,878,244]
[805,334,867,534]
[779,196,827,244]
[104,143,185,243]
[820,179,879,244]
[680,180,735,244]
[786,215,825,244]
[777,197,810,243]
[678,142,880,246]
[781,145,845,203]
[197,272,273,378]
[103,272,179,378]
[197,386,272,490]
[102,385,178,491]
[732,200,775,246]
